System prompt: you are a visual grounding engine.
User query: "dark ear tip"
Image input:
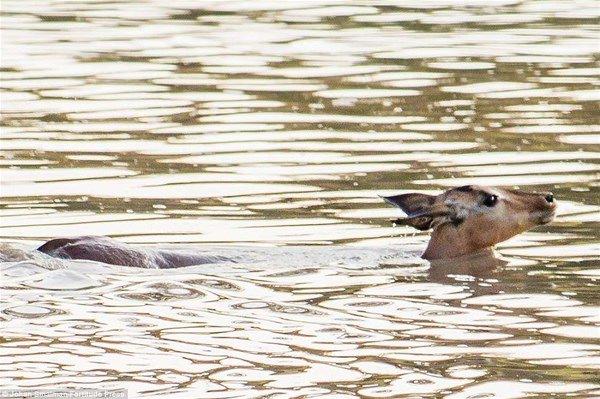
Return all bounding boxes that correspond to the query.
[381,192,436,213]
[381,193,410,207]
[381,194,395,203]
[390,216,433,231]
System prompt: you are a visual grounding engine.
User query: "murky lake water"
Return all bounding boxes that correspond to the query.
[1,0,599,397]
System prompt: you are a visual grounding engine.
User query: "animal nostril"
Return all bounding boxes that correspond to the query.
[545,193,554,203]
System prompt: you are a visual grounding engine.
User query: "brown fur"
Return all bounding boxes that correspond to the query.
[37,235,229,268]
[385,185,556,260]
[37,186,556,267]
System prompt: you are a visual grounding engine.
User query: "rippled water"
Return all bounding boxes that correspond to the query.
[1,0,599,397]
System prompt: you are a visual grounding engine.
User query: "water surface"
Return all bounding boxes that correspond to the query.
[1,0,599,397]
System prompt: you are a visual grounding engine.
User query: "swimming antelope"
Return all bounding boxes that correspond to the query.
[384,185,556,260]
[37,185,556,268]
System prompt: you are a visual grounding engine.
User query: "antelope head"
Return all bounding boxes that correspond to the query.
[384,185,557,260]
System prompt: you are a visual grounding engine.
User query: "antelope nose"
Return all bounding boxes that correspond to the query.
[544,193,554,203]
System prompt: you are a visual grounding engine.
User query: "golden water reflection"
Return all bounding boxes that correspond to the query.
[1,0,599,397]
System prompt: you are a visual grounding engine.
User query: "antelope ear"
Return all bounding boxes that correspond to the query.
[383,193,436,215]
[383,193,438,231]
[392,215,434,231]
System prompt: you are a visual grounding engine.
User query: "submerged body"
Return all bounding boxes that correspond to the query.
[37,236,229,269]
[38,185,556,268]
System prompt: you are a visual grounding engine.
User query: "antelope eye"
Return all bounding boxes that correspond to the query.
[483,194,498,207]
